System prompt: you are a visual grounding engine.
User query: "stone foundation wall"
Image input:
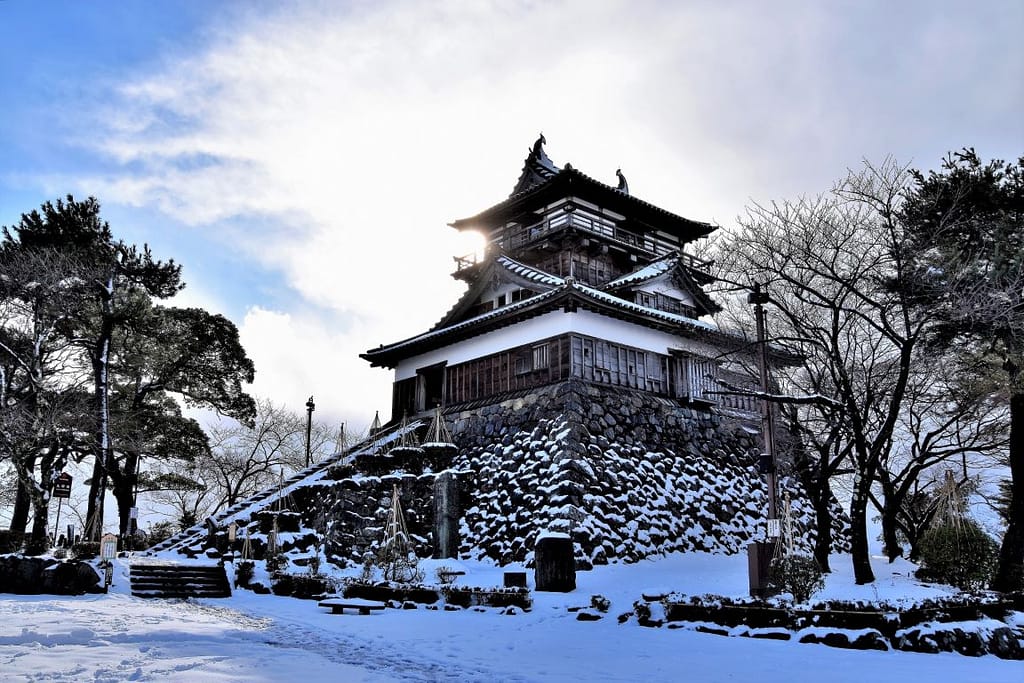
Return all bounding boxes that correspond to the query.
[201,378,847,570]
[447,379,848,567]
[284,471,470,567]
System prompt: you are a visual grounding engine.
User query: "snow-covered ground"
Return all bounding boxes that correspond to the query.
[2,552,1021,682]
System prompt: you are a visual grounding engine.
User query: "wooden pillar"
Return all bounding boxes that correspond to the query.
[432,472,460,559]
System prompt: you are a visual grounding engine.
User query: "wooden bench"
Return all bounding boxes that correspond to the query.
[318,598,387,615]
[437,570,466,584]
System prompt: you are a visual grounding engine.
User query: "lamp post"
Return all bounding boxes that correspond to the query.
[305,396,315,468]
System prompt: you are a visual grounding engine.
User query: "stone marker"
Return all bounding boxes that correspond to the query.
[535,533,575,592]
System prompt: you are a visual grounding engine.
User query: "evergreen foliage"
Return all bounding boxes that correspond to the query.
[1,195,256,546]
[898,150,1024,592]
[768,554,825,604]
[917,519,999,591]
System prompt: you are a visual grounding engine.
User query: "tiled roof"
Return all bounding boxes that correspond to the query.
[495,255,565,287]
[363,276,734,367]
[365,286,565,361]
[451,167,714,241]
[572,280,718,332]
[603,255,677,289]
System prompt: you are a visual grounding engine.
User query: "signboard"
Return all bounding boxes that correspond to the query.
[129,507,138,520]
[767,518,782,538]
[100,533,118,561]
[52,472,72,499]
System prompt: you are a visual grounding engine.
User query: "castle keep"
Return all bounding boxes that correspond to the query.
[155,137,845,569]
[363,135,759,422]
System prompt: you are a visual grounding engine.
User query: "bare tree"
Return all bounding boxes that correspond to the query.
[178,400,337,517]
[715,159,941,584]
[871,353,1009,560]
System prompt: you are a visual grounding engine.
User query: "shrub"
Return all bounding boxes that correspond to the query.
[272,572,334,599]
[145,521,178,548]
[768,554,825,603]
[23,534,49,556]
[0,530,26,554]
[435,565,458,585]
[265,553,288,574]
[917,520,998,591]
[71,542,100,560]
[235,560,255,588]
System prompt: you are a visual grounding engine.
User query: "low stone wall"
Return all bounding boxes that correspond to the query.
[646,595,1024,659]
[0,555,103,595]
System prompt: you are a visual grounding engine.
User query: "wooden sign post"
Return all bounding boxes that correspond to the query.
[51,472,72,545]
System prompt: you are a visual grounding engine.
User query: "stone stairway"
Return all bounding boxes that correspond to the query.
[130,563,231,599]
[145,419,423,556]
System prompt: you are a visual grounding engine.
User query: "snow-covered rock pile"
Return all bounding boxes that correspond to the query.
[157,379,847,571]
[450,380,848,567]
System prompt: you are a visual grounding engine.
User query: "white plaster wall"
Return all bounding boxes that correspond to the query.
[394,312,571,380]
[569,310,720,357]
[394,308,722,380]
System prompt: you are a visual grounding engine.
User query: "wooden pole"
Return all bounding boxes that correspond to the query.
[750,283,779,526]
[305,396,315,468]
[52,498,63,547]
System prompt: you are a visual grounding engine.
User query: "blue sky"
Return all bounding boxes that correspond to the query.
[1,0,1022,431]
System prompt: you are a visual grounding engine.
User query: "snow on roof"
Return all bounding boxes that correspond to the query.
[603,254,677,289]
[367,276,724,364]
[367,286,565,357]
[496,255,565,287]
[572,280,718,332]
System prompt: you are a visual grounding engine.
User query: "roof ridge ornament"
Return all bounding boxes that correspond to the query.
[532,132,546,157]
[510,132,560,196]
[616,168,629,194]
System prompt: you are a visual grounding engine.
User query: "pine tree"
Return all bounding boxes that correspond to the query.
[899,150,1024,591]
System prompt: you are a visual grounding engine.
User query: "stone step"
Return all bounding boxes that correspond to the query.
[129,564,230,599]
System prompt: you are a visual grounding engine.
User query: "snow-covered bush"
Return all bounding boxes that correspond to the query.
[71,541,99,560]
[235,560,255,588]
[768,554,824,603]
[265,552,287,574]
[0,530,25,554]
[916,519,998,591]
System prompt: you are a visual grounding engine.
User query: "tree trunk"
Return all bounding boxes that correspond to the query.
[86,456,106,541]
[812,479,832,572]
[85,296,114,542]
[27,497,50,555]
[9,463,33,533]
[878,482,904,562]
[992,391,1024,592]
[113,480,134,542]
[111,452,139,540]
[880,502,903,563]
[849,476,876,584]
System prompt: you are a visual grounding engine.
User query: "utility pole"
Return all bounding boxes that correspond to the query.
[749,283,779,525]
[747,282,780,596]
[305,396,315,468]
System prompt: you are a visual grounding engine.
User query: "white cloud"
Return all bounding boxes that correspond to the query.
[238,305,390,430]
[55,0,1022,422]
